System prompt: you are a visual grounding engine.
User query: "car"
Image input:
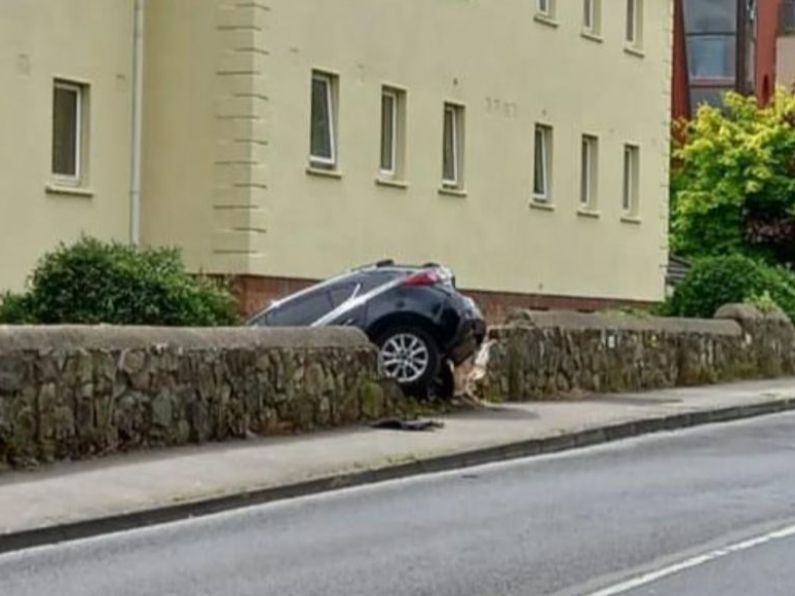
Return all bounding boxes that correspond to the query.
[247,261,486,397]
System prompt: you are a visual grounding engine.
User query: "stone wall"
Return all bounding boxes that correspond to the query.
[0,326,402,469]
[479,305,795,402]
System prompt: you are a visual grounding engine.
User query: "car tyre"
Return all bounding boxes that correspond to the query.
[375,325,440,398]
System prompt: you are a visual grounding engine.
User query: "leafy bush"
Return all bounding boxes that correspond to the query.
[1,238,237,326]
[0,292,35,324]
[666,254,795,321]
[671,90,795,266]
[746,290,780,314]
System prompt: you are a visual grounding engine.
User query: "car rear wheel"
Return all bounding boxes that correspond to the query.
[376,325,440,397]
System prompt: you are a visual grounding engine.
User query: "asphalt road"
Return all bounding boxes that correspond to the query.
[4,412,795,596]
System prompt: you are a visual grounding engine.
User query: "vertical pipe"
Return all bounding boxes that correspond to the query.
[736,0,749,95]
[129,0,145,246]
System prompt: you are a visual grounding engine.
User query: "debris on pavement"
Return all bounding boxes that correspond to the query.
[371,418,445,432]
[452,339,496,407]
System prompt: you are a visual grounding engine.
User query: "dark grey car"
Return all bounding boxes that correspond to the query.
[248,261,486,397]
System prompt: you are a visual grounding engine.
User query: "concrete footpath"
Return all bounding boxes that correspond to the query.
[0,378,794,552]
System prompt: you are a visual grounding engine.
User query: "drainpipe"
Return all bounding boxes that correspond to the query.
[129,0,145,246]
[736,0,750,95]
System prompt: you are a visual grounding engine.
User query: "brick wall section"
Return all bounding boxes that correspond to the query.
[479,305,795,402]
[232,274,657,323]
[463,290,656,325]
[0,326,403,469]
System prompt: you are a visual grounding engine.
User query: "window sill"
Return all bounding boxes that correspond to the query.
[581,30,603,43]
[621,215,642,225]
[623,45,645,58]
[306,166,343,179]
[530,200,555,212]
[577,208,601,219]
[438,187,467,198]
[46,184,94,198]
[533,13,559,28]
[375,177,409,190]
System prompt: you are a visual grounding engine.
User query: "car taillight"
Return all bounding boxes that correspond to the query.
[402,270,442,287]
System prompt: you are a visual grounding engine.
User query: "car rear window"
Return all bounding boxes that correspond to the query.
[359,271,403,293]
[328,282,359,308]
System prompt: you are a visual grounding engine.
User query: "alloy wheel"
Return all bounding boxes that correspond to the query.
[379,333,430,384]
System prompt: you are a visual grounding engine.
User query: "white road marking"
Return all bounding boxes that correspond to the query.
[589,523,795,596]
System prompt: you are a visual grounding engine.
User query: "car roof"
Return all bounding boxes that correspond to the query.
[352,260,447,274]
[247,261,450,323]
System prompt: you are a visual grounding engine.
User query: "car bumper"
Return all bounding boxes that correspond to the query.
[446,317,487,365]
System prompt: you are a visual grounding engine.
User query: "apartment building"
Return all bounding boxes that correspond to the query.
[0,1,674,319]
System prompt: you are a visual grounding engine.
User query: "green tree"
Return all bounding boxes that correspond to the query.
[671,89,795,266]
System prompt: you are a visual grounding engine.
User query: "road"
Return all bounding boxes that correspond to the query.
[3,411,795,595]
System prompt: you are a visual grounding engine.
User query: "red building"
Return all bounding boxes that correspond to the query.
[673,0,781,121]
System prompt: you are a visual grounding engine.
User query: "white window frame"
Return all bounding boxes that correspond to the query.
[533,124,552,202]
[626,0,643,47]
[623,144,640,214]
[537,0,552,17]
[442,103,464,189]
[584,0,594,30]
[310,72,337,168]
[581,135,598,208]
[380,88,399,177]
[583,0,601,34]
[52,80,83,184]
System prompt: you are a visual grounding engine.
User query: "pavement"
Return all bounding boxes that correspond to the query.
[0,378,794,553]
[4,405,795,595]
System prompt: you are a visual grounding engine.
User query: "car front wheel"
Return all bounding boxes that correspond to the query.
[375,325,440,398]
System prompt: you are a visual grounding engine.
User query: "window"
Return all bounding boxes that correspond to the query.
[537,0,552,16]
[684,0,743,113]
[684,0,736,33]
[626,0,643,47]
[310,71,337,169]
[687,36,737,78]
[328,282,359,308]
[622,145,640,215]
[379,87,406,179]
[580,135,598,208]
[689,87,731,115]
[533,124,553,202]
[583,0,601,34]
[380,90,397,175]
[52,80,85,183]
[442,103,465,189]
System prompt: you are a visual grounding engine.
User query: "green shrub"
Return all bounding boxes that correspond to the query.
[667,254,795,321]
[5,238,238,326]
[0,292,35,324]
[746,290,780,314]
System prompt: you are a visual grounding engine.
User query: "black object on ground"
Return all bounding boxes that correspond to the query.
[371,418,445,432]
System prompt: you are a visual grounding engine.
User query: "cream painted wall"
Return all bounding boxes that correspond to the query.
[141,0,221,274]
[142,1,270,276]
[0,0,133,291]
[263,0,673,301]
[144,0,673,303]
